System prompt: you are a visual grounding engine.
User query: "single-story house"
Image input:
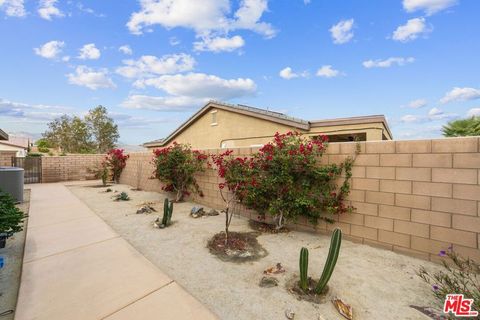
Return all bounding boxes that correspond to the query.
[144,101,393,150]
[0,140,28,157]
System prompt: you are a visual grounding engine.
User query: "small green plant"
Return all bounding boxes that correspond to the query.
[298,228,342,294]
[418,248,479,313]
[161,198,174,227]
[0,190,25,240]
[299,247,309,291]
[114,192,130,201]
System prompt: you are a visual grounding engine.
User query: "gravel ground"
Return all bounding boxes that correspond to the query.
[0,190,30,320]
[69,183,441,320]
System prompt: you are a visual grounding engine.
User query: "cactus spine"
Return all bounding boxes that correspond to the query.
[299,247,309,291]
[162,198,173,226]
[315,228,342,294]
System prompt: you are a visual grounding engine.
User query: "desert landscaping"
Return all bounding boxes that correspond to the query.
[68,182,440,320]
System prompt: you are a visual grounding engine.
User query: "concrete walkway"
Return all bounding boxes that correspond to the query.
[15,183,217,320]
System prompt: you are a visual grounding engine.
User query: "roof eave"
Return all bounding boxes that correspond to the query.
[149,101,310,147]
[0,129,8,141]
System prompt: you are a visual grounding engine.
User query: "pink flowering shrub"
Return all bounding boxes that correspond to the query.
[212,132,356,229]
[104,149,129,183]
[153,142,208,202]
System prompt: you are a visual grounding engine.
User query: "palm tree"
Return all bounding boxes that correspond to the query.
[442,116,480,137]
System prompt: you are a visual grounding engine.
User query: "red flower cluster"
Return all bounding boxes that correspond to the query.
[104,149,129,183]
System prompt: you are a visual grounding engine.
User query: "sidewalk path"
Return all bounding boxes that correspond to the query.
[15,183,217,320]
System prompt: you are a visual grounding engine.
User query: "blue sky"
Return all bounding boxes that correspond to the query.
[0,0,479,145]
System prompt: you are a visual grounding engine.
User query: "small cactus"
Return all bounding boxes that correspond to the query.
[299,247,309,291]
[161,198,173,227]
[297,228,342,294]
[315,228,342,294]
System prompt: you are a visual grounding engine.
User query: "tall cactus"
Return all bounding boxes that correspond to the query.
[299,247,309,291]
[315,228,342,294]
[297,228,342,294]
[161,198,173,226]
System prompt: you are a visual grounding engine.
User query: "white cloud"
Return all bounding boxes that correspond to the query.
[116,53,196,79]
[0,97,71,121]
[119,45,133,55]
[400,107,457,123]
[67,66,116,90]
[467,108,480,117]
[194,35,245,52]
[38,0,64,20]
[403,0,458,15]
[34,40,65,59]
[169,37,181,46]
[134,72,257,100]
[316,65,341,78]
[126,0,275,38]
[405,98,428,108]
[363,57,415,68]
[329,19,354,44]
[78,43,101,60]
[121,95,204,111]
[279,67,308,80]
[0,0,25,17]
[303,0,311,4]
[440,87,480,104]
[392,17,431,42]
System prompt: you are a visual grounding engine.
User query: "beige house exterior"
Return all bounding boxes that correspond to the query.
[144,101,393,150]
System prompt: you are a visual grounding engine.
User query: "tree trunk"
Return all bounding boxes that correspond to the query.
[274,212,285,230]
[175,190,183,202]
[224,207,229,245]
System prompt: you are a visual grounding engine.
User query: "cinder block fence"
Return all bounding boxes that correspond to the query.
[120,137,480,263]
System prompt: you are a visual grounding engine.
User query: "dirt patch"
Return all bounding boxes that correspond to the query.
[286,276,329,304]
[249,220,290,234]
[207,231,267,263]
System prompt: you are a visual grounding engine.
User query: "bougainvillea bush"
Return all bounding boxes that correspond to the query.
[153,142,208,202]
[104,149,129,183]
[212,132,356,229]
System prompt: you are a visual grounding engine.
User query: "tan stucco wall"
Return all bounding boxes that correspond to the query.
[163,108,303,149]
[149,108,390,150]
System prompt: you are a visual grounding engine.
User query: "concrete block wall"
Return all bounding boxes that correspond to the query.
[119,137,480,263]
[41,154,105,182]
[0,151,16,166]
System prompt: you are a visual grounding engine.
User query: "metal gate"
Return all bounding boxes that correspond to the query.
[12,157,42,183]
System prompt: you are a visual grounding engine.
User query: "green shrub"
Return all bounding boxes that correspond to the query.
[114,192,130,201]
[152,143,208,202]
[26,153,42,157]
[38,147,50,153]
[0,190,25,237]
[212,132,357,229]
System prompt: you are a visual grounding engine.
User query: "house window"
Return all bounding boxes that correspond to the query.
[210,110,218,126]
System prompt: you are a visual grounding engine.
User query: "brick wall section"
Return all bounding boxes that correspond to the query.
[119,137,480,263]
[0,151,16,166]
[41,154,105,182]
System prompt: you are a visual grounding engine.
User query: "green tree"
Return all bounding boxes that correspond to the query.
[442,116,480,137]
[42,106,119,154]
[85,106,119,153]
[43,115,94,153]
